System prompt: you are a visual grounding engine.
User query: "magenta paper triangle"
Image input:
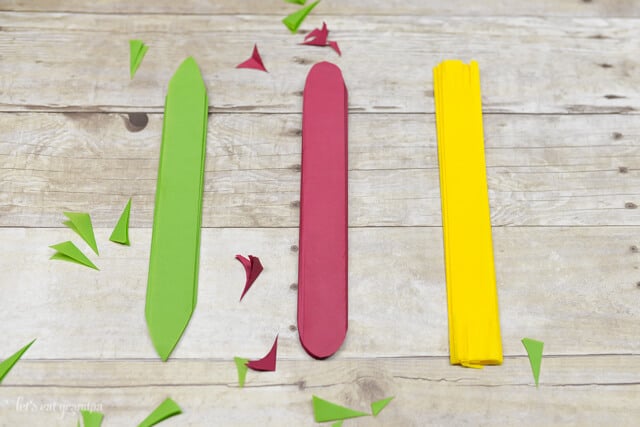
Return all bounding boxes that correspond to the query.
[247,335,278,371]
[303,22,329,46]
[328,41,341,56]
[235,254,264,301]
[236,44,267,72]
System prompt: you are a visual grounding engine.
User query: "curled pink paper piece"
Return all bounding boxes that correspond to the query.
[235,254,264,301]
[236,44,268,72]
[301,22,341,56]
[247,335,278,372]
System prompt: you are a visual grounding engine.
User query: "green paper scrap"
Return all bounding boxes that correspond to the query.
[522,338,544,387]
[50,241,99,270]
[0,339,35,384]
[312,395,369,423]
[371,396,394,416]
[110,198,132,245]
[145,57,208,362]
[63,212,99,255]
[138,398,182,427]
[234,357,249,388]
[130,39,149,79]
[80,410,103,427]
[331,422,343,427]
[285,0,306,4]
[282,0,320,33]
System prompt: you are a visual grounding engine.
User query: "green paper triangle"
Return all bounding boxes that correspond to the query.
[282,0,320,33]
[110,198,132,245]
[81,410,103,427]
[50,241,99,270]
[138,398,182,427]
[312,395,369,423]
[130,39,148,79]
[522,337,544,387]
[331,421,343,427]
[63,212,99,255]
[371,396,394,416]
[285,0,306,4]
[234,357,249,388]
[0,339,35,384]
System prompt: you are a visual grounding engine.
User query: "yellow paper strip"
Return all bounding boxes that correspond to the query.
[433,60,502,367]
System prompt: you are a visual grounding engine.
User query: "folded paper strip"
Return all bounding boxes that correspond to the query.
[433,60,503,368]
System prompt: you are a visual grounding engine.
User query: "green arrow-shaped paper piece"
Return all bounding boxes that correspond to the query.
[146,57,208,361]
[282,0,320,33]
[63,212,99,255]
[285,0,306,4]
[312,395,369,423]
[371,396,394,416]
[110,198,132,245]
[130,39,149,79]
[0,339,35,384]
[80,410,103,427]
[234,357,249,388]
[138,398,182,427]
[522,337,544,387]
[50,241,99,270]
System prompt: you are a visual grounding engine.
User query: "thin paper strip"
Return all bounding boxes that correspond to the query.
[146,57,208,361]
[109,198,132,245]
[63,212,99,255]
[433,60,502,367]
[298,62,348,359]
[0,339,35,384]
[137,398,182,427]
[50,241,98,270]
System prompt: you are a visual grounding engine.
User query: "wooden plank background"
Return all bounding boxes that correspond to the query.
[0,0,638,425]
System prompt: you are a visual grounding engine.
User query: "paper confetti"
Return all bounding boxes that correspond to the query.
[312,395,368,423]
[137,398,182,427]
[63,212,99,255]
[283,0,320,33]
[371,396,394,416]
[130,39,149,79]
[522,338,544,386]
[234,357,249,388]
[236,44,267,72]
[50,241,98,270]
[0,339,35,384]
[110,198,132,245]
[247,336,278,372]
[236,254,264,301]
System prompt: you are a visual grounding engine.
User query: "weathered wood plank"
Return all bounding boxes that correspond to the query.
[0,357,638,426]
[1,113,638,228]
[2,0,639,18]
[1,14,639,113]
[0,227,638,360]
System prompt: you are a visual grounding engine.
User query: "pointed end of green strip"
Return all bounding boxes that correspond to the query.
[0,339,36,384]
[234,357,249,388]
[81,409,104,427]
[110,198,131,245]
[146,306,194,362]
[169,56,205,93]
[312,395,369,423]
[522,338,544,387]
[371,396,394,416]
[138,397,182,427]
[282,0,320,33]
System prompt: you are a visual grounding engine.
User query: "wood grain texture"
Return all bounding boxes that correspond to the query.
[0,226,638,360]
[1,113,639,228]
[1,14,640,113]
[0,357,638,426]
[2,0,639,18]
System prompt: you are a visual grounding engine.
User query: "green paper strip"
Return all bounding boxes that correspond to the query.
[80,410,103,427]
[63,212,99,255]
[285,0,306,4]
[138,398,182,427]
[130,39,149,79]
[371,396,394,416]
[282,0,320,33]
[146,57,208,361]
[110,198,132,245]
[234,357,249,388]
[312,395,369,423]
[331,421,343,427]
[522,337,544,387]
[50,241,99,270]
[0,339,35,384]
